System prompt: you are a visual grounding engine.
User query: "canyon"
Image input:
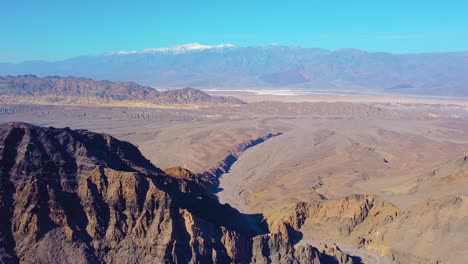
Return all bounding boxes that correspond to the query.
[1,76,467,263]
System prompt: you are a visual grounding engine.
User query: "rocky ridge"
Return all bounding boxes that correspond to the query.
[0,75,245,106]
[0,122,355,263]
[262,192,467,263]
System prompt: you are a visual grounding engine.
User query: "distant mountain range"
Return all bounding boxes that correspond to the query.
[0,75,245,106]
[1,43,467,96]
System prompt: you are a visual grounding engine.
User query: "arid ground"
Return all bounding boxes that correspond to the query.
[1,91,467,263]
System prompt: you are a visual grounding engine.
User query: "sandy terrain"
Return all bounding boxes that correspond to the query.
[1,92,467,263]
[208,89,468,117]
[217,117,468,209]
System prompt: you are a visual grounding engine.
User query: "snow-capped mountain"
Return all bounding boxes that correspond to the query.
[110,43,236,55]
[1,44,467,96]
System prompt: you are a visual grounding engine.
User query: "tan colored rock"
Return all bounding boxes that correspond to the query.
[0,122,356,263]
[164,166,198,182]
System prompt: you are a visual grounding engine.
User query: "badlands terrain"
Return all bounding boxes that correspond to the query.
[1,76,468,263]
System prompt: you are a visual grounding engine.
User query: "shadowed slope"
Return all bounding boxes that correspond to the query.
[0,122,355,264]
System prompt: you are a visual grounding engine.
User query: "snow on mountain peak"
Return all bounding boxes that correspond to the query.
[109,43,236,55]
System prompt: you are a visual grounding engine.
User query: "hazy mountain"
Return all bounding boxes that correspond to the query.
[0,75,245,105]
[1,43,467,96]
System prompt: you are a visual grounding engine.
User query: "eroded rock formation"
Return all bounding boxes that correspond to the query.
[0,75,245,105]
[0,122,354,263]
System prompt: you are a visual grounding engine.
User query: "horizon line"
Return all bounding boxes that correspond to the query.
[2,43,467,64]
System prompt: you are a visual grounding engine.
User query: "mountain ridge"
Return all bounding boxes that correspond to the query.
[1,44,467,96]
[0,122,356,263]
[0,75,245,106]
[108,42,237,55]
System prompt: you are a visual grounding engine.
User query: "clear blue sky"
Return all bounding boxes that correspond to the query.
[2,0,467,62]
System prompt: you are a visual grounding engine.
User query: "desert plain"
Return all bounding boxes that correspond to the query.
[1,90,467,264]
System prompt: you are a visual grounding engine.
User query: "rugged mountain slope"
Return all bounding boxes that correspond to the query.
[262,192,468,263]
[0,75,245,105]
[164,166,200,183]
[0,122,354,264]
[1,44,467,96]
[408,154,468,194]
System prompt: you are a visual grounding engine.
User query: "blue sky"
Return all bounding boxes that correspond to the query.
[2,0,467,62]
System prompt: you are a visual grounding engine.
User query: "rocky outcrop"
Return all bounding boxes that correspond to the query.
[251,234,354,264]
[0,75,245,105]
[0,122,355,263]
[408,153,468,193]
[164,166,199,183]
[263,193,468,263]
[264,194,399,243]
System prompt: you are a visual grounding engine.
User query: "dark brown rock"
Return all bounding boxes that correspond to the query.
[0,122,355,263]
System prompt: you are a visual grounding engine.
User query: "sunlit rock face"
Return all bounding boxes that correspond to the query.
[0,122,355,264]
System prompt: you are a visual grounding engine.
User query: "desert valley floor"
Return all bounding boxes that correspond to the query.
[1,91,468,264]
